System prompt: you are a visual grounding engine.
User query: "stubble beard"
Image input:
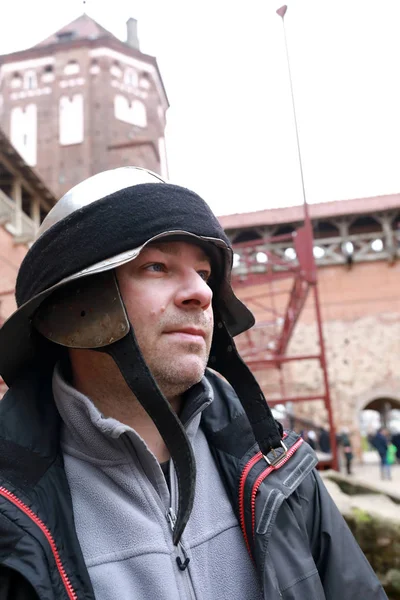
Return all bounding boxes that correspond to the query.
[134,310,213,401]
[147,341,210,400]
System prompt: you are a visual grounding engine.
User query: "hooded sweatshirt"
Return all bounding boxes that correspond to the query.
[52,365,262,600]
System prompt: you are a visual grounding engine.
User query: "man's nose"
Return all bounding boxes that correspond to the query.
[174,271,213,310]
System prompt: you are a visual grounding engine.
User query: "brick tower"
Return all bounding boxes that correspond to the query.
[0,14,169,199]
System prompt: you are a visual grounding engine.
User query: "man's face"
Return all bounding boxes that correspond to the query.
[116,240,214,397]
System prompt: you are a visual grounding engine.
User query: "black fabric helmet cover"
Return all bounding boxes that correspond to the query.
[17,183,231,308]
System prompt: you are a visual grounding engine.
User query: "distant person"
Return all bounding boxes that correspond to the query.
[387,441,397,467]
[306,429,317,450]
[391,431,400,463]
[319,427,331,454]
[371,428,391,480]
[339,428,353,475]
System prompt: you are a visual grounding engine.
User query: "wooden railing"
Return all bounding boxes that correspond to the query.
[0,188,37,244]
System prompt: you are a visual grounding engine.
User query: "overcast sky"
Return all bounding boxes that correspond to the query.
[1,0,400,215]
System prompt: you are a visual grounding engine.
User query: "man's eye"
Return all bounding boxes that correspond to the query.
[146,263,166,273]
[198,270,211,282]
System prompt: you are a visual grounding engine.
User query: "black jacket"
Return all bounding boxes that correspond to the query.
[0,368,387,599]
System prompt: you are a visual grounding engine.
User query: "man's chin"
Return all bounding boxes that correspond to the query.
[155,357,208,397]
[173,360,206,387]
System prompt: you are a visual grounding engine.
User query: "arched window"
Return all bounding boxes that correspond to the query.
[10,104,37,166]
[110,61,122,78]
[42,65,54,83]
[90,59,100,75]
[11,72,22,89]
[64,60,80,75]
[139,73,151,89]
[59,94,84,145]
[131,99,146,127]
[114,95,126,120]
[313,220,339,240]
[349,215,381,236]
[233,229,263,243]
[114,95,147,127]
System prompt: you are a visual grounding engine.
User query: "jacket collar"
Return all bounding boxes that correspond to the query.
[52,363,213,464]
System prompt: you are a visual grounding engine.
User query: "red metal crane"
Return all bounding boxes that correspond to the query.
[231,212,338,470]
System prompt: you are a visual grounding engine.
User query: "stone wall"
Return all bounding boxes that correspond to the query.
[288,314,400,457]
[234,259,400,456]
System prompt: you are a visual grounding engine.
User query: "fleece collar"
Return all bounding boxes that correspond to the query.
[52,363,213,464]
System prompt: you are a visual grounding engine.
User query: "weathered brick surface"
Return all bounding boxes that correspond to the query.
[0,227,27,318]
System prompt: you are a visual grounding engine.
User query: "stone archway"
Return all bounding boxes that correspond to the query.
[355,382,400,416]
[356,383,400,443]
[363,397,400,430]
[363,397,400,411]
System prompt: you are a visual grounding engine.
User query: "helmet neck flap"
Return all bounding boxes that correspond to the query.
[3,167,283,544]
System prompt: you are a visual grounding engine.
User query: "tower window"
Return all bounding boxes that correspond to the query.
[114,95,147,127]
[64,60,80,75]
[57,31,75,42]
[139,73,151,90]
[42,65,55,83]
[110,61,122,78]
[90,59,100,75]
[59,94,84,145]
[10,104,37,166]
[11,72,22,89]
[124,67,138,87]
[24,71,37,90]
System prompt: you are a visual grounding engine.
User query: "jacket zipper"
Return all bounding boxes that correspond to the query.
[238,451,262,556]
[168,450,198,600]
[238,436,303,557]
[163,396,212,600]
[166,507,196,600]
[0,486,78,600]
[250,437,303,536]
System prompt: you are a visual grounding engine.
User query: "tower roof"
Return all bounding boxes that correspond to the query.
[34,14,118,48]
[0,13,169,111]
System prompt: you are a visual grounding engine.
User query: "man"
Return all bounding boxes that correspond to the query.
[318,427,331,454]
[371,428,391,480]
[392,429,400,463]
[338,427,353,476]
[0,167,386,599]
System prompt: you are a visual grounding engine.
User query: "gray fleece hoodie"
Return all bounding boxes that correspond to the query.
[52,365,262,600]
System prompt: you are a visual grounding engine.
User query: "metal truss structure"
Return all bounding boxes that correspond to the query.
[230,208,339,470]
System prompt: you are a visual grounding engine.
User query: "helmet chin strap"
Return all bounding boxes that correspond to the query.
[96,329,196,546]
[33,270,196,545]
[209,308,283,456]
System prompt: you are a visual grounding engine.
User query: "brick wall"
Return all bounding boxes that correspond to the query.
[0,227,27,319]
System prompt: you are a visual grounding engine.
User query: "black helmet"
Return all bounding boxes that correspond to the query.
[0,166,282,543]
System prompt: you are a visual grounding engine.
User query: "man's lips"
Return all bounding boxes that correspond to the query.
[164,327,206,339]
